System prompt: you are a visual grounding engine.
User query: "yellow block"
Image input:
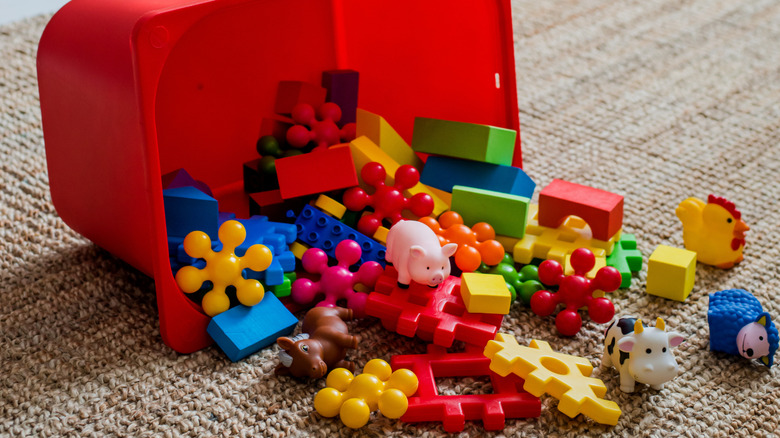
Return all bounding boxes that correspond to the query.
[314,194,346,219]
[646,245,696,301]
[460,273,512,315]
[290,241,310,260]
[356,108,424,170]
[373,226,389,245]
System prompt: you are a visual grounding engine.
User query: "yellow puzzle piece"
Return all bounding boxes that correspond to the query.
[483,334,621,425]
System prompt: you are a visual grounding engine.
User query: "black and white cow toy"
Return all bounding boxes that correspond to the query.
[602,317,685,393]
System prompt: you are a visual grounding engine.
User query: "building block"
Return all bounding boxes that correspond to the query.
[420,211,505,273]
[285,103,356,151]
[646,245,696,301]
[451,185,530,239]
[274,80,327,115]
[390,345,540,432]
[483,334,622,426]
[275,146,358,199]
[538,179,623,242]
[460,273,512,315]
[268,272,295,298]
[322,70,359,127]
[412,117,516,166]
[291,204,386,267]
[373,226,389,245]
[478,254,543,305]
[290,241,309,260]
[162,168,213,197]
[207,293,297,362]
[365,267,503,348]
[356,108,423,170]
[248,189,307,222]
[605,233,643,288]
[420,155,535,199]
[314,194,346,219]
[163,186,219,240]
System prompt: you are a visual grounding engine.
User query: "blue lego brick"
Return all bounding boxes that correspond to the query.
[207,293,298,362]
[606,233,643,288]
[163,186,219,240]
[419,155,535,198]
[291,205,386,267]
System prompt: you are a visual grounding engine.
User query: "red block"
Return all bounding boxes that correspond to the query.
[274,146,358,199]
[365,266,503,348]
[391,345,541,432]
[538,179,623,241]
[274,81,327,115]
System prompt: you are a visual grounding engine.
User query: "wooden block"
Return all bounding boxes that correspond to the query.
[460,272,512,314]
[420,155,535,199]
[412,117,516,166]
[356,108,423,170]
[451,185,530,239]
[275,147,358,199]
[538,179,623,241]
[646,245,696,301]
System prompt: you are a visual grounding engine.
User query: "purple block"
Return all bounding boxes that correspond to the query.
[322,70,359,127]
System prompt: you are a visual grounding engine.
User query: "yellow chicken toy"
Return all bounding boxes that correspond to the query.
[675,195,749,268]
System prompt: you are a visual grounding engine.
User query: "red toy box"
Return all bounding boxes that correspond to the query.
[37,0,522,353]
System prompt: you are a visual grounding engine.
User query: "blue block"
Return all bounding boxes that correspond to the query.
[163,186,219,240]
[207,293,298,362]
[420,155,535,198]
[225,215,297,257]
[292,205,386,267]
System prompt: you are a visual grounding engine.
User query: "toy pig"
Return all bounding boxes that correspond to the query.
[385,219,458,288]
[275,307,358,379]
[708,289,778,367]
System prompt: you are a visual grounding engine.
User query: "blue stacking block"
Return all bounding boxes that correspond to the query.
[163,186,219,240]
[207,293,298,362]
[420,155,536,198]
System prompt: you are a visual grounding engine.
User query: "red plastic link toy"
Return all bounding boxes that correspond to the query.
[342,162,434,237]
[530,248,622,336]
[419,211,505,272]
[285,102,357,151]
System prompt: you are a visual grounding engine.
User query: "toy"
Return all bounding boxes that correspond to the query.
[460,273,512,315]
[274,80,327,115]
[248,189,307,222]
[391,345,540,432]
[314,193,347,218]
[419,211,505,273]
[478,254,544,304]
[285,102,356,150]
[411,117,516,166]
[483,334,621,426]
[175,220,273,316]
[162,168,213,197]
[646,245,696,301]
[291,240,384,318]
[538,179,623,241]
[343,162,435,236]
[602,317,684,393]
[605,233,643,288]
[384,220,457,288]
[708,289,778,367]
[251,134,303,190]
[676,194,750,268]
[356,108,424,170]
[530,248,622,336]
[274,145,358,199]
[365,268,503,348]
[322,70,359,126]
[163,186,218,240]
[206,293,297,362]
[563,252,606,279]
[420,155,535,198]
[450,185,530,239]
[275,306,359,379]
[314,358,418,429]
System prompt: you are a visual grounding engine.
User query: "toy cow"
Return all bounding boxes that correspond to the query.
[385,220,458,288]
[602,317,684,393]
[708,289,778,367]
[275,307,358,379]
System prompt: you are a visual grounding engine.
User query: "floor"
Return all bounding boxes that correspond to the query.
[0,0,68,26]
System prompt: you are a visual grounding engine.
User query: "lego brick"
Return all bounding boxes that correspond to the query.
[451,185,530,239]
[268,272,295,298]
[207,293,298,362]
[646,245,696,301]
[420,155,535,199]
[162,168,213,197]
[605,233,643,288]
[356,108,423,170]
[322,70,359,126]
[538,179,623,242]
[290,241,309,260]
[163,186,219,240]
[373,226,389,245]
[412,117,516,166]
[460,273,512,315]
[314,194,346,219]
[391,345,540,432]
[274,80,327,115]
[275,146,358,199]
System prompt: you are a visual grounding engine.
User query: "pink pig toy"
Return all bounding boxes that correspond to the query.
[385,220,458,289]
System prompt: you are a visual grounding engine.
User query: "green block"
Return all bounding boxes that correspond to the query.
[411,117,516,166]
[451,185,530,239]
[606,233,643,288]
[268,272,296,298]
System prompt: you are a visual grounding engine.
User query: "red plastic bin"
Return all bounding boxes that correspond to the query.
[37,0,522,353]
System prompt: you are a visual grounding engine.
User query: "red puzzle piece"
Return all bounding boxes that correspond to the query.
[538,179,623,241]
[364,266,503,348]
[390,345,541,432]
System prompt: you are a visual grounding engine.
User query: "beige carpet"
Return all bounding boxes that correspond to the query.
[2,0,780,436]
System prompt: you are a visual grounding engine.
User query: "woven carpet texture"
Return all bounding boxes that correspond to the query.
[2,0,780,436]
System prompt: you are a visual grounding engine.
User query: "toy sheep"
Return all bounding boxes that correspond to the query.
[708,289,778,367]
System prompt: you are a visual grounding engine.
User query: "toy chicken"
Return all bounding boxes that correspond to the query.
[675,195,749,268]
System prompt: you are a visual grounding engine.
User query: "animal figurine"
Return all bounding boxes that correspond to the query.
[675,194,749,268]
[708,289,778,367]
[385,220,458,288]
[275,307,358,378]
[602,317,684,393]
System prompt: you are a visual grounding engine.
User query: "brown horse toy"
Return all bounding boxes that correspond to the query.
[274,306,359,378]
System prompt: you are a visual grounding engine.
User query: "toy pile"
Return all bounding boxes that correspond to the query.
[161,70,774,431]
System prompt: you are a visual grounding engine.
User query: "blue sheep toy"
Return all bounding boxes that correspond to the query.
[708,289,778,367]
